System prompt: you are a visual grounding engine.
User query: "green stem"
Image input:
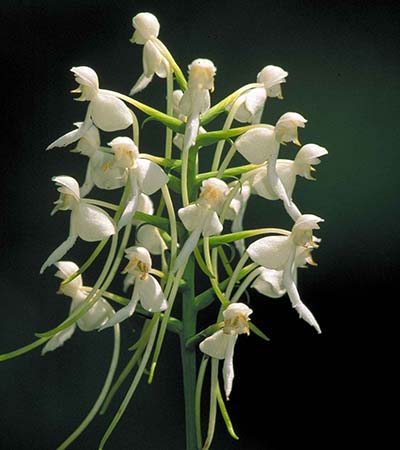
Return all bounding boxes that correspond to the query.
[211,96,245,171]
[195,356,209,449]
[180,256,198,450]
[202,358,219,450]
[196,163,261,184]
[98,315,159,450]
[0,336,50,362]
[100,321,151,415]
[56,324,120,450]
[151,37,188,91]
[165,69,174,159]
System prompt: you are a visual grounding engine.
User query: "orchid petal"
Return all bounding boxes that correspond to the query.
[178,204,203,232]
[252,268,286,298]
[100,283,140,330]
[222,335,238,399]
[202,210,223,237]
[130,73,154,96]
[135,159,168,195]
[91,93,133,132]
[246,235,292,270]
[132,12,160,44]
[143,40,163,77]
[77,297,114,331]
[40,234,78,274]
[293,144,328,180]
[136,224,167,255]
[173,226,202,272]
[118,175,139,230]
[137,275,167,312]
[199,330,230,360]
[235,126,278,164]
[72,203,116,242]
[41,324,76,355]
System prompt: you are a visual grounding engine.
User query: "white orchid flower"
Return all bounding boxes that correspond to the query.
[107,137,168,230]
[46,66,133,150]
[101,246,168,330]
[246,214,323,333]
[40,176,117,274]
[180,58,216,150]
[129,12,170,95]
[234,112,307,221]
[228,65,288,124]
[252,245,318,299]
[174,178,230,270]
[248,143,328,201]
[41,261,114,355]
[199,303,253,399]
[53,122,126,197]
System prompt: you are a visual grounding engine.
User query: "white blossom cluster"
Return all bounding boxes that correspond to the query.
[2,11,328,450]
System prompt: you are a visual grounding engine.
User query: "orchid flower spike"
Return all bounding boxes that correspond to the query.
[40,176,117,274]
[235,113,307,221]
[246,214,324,333]
[129,12,170,95]
[180,58,216,150]
[248,143,328,202]
[174,178,230,270]
[200,303,253,399]
[41,261,114,355]
[228,65,288,124]
[46,66,133,150]
[107,137,168,229]
[101,246,167,330]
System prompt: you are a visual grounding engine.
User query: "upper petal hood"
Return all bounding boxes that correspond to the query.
[293,143,328,180]
[131,12,160,44]
[52,175,81,201]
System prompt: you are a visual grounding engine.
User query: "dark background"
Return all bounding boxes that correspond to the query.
[0,1,398,449]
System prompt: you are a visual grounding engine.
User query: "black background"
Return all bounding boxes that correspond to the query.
[0,1,398,449]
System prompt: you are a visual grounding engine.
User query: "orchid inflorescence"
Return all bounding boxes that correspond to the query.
[1,11,328,450]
